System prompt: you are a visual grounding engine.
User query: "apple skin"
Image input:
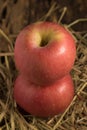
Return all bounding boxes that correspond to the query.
[13,74,74,117]
[14,22,76,86]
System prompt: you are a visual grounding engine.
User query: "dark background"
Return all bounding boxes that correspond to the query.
[0,0,87,35]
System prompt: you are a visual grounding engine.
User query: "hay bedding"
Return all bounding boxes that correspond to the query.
[0,0,87,130]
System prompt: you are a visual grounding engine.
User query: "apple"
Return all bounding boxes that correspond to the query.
[14,22,76,86]
[13,74,74,117]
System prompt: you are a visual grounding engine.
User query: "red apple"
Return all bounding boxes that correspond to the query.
[14,22,76,86]
[13,74,74,117]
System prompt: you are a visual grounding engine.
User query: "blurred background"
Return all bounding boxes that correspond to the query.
[0,0,87,34]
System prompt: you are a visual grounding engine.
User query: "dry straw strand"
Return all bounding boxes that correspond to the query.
[67,18,87,28]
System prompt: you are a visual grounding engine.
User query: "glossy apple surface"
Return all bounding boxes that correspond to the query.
[14,22,76,86]
[13,74,74,117]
